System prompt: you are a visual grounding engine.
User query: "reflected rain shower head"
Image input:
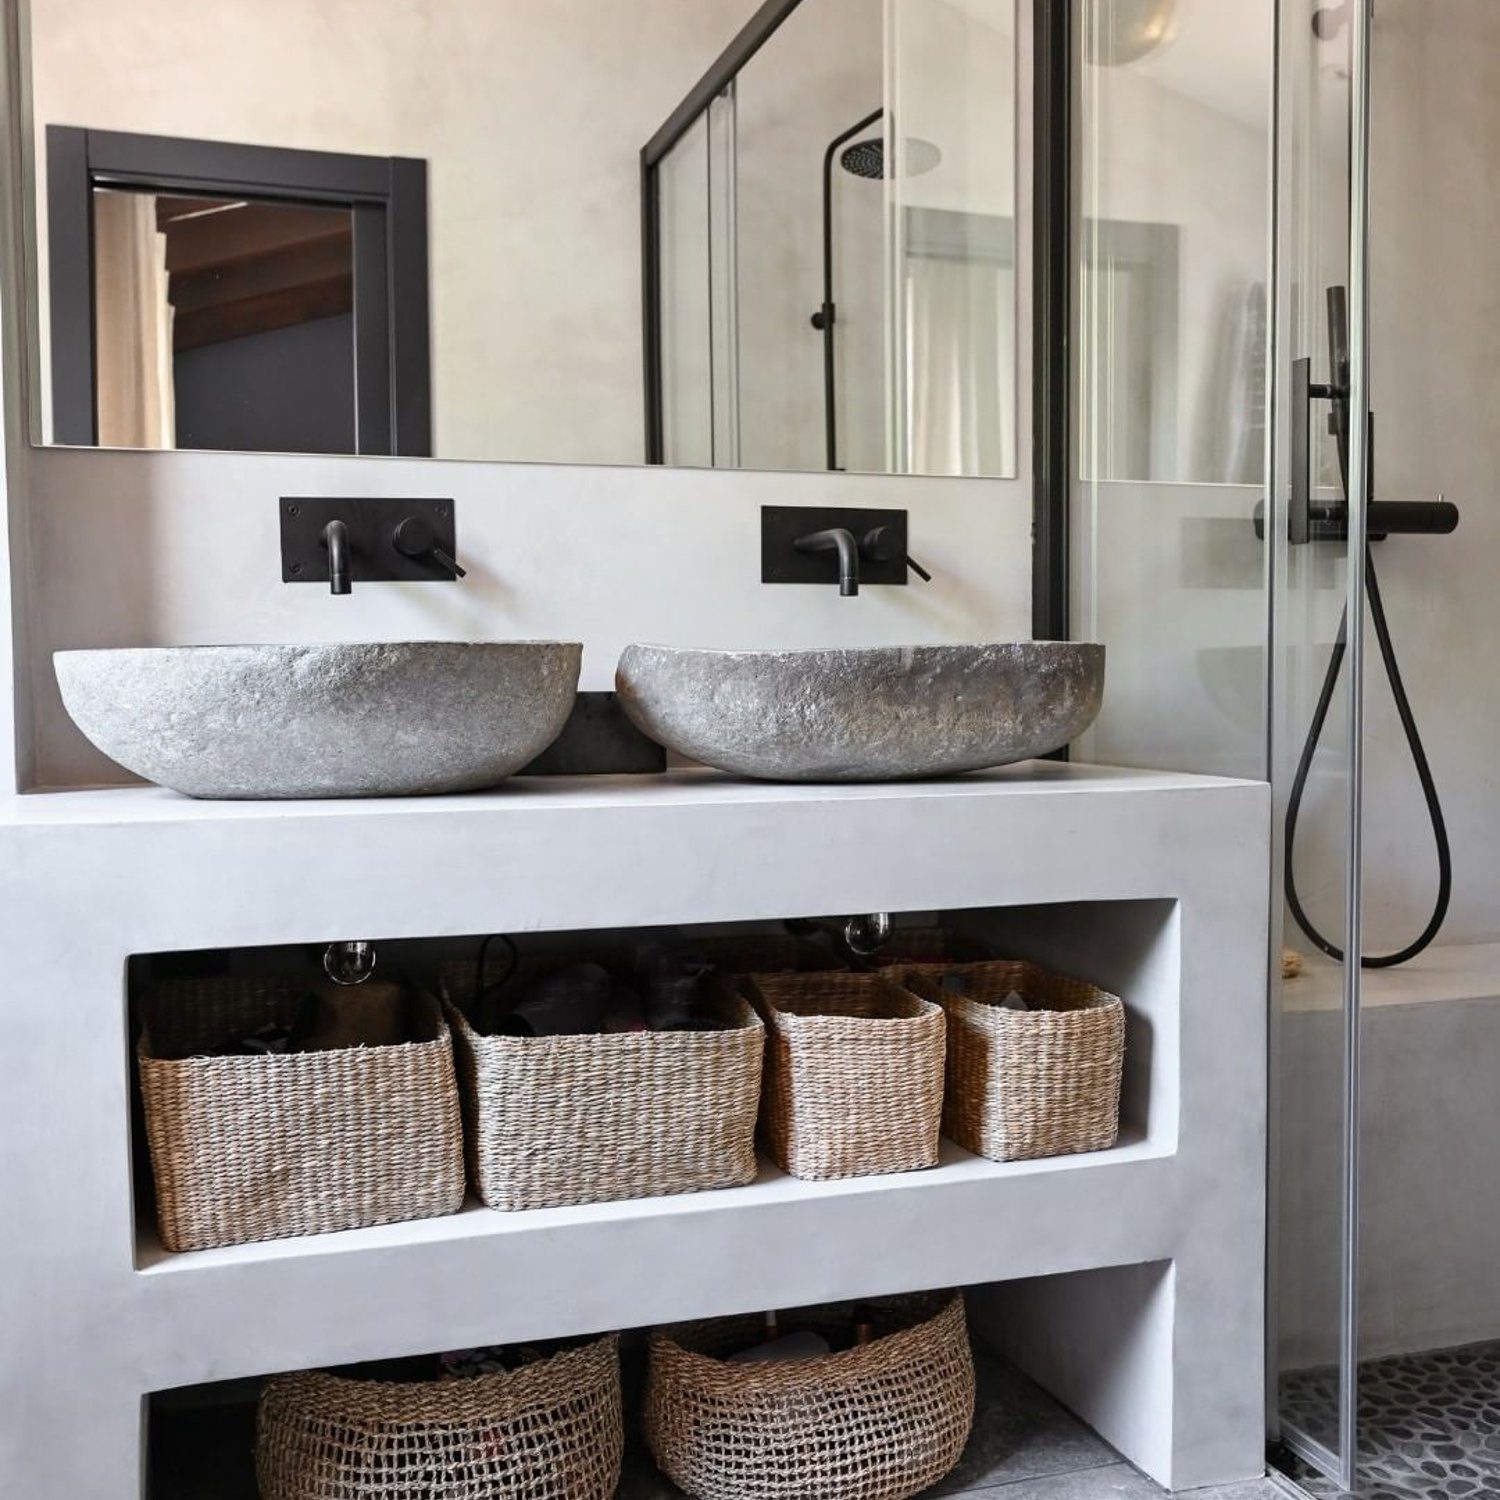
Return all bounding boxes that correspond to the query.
[839,136,942,180]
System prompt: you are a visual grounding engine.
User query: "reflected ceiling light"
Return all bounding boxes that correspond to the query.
[1087,0,1179,66]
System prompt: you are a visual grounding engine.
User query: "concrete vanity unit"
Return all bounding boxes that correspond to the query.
[0,762,1269,1498]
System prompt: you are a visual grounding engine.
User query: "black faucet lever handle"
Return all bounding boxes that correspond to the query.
[860,524,931,583]
[393,516,467,578]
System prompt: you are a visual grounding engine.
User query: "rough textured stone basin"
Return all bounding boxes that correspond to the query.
[615,642,1105,782]
[54,642,581,799]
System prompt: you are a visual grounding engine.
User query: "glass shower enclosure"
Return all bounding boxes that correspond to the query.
[1067,2,1488,1495]
[1272,2,1483,1496]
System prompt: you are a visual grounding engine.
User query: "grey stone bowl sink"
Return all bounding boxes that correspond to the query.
[616,642,1104,782]
[54,642,582,799]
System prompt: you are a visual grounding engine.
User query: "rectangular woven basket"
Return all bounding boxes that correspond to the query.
[138,977,466,1253]
[901,960,1125,1162]
[746,971,945,1181]
[444,977,764,1212]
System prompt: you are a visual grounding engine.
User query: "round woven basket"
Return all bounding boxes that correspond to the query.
[256,1334,624,1500]
[645,1292,974,1500]
[901,960,1125,1161]
[746,971,945,1181]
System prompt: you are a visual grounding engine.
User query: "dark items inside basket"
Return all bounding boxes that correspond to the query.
[139,976,442,1060]
[448,936,766,1038]
[330,1334,598,1384]
[673,1292,959,1363]
[748,970,933,1022]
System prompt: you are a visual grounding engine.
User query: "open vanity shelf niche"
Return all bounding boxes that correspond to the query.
[0,764,1268,1496]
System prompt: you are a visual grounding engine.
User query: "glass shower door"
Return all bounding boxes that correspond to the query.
[1271,0,1371,1490]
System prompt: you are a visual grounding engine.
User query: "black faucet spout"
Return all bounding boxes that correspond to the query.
[794,526,860,596]
[321,519,352,595]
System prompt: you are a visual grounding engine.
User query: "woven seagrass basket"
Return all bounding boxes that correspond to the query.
[256,1333,623,1500]
[745,971,945,1181]
[138,977,465,1253]
[645,1292,975,1500]
[444,976,764,1211]
[902,960,1125,1162]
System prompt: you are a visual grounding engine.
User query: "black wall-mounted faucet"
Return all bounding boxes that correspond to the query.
[795,526,861,596]
[321,519,352,595]
[282,497,464,588]
[762,506,930,596]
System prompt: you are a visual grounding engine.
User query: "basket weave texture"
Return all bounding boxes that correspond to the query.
[747,971,945,1180]
[645,1293,975,1500]
[138,978,465,1253]
[445,980,764,1211]
[902,960,1125,1161]
[256,1334,623,1500]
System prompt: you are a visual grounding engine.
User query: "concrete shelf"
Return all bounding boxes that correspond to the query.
[0,761,1269,1497]
[132,1133,1169,1372]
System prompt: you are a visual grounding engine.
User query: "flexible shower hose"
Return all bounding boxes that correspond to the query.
[1284,547,1451,968]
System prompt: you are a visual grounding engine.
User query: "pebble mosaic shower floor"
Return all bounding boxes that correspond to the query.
[1281,1341,1500,1499]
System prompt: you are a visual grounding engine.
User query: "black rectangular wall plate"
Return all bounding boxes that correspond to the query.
[761,505,909,586]
[281,496,458,583]
[520,693,667,776]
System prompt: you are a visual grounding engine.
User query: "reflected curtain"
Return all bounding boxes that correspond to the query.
[93,190,175,448]
[905,257,1015,478]
[1192,279,1266,485]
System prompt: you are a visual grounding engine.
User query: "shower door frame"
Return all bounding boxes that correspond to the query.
[1269,0,1373,1491]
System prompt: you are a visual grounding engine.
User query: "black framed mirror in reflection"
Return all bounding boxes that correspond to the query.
[25,0,1019,478]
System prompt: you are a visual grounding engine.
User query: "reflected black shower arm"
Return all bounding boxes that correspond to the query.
[812,106,884,472]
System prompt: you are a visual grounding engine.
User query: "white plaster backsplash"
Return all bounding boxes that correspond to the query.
[22,446,1031,788]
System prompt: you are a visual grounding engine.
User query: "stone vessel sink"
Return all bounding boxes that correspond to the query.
[616,642,1104,782]
[54,641,581,799]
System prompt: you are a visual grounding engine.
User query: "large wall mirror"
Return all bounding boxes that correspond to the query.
[22,0,1019,478]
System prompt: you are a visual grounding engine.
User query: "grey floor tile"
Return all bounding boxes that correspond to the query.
[947,1465,1283,1499]
[925,1348,1117,1495]
[1182,1483,1286,1499]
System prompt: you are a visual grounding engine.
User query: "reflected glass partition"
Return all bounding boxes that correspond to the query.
[643,0,1019,477]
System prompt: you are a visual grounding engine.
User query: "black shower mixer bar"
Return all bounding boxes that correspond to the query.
[1258,287,1460,545]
